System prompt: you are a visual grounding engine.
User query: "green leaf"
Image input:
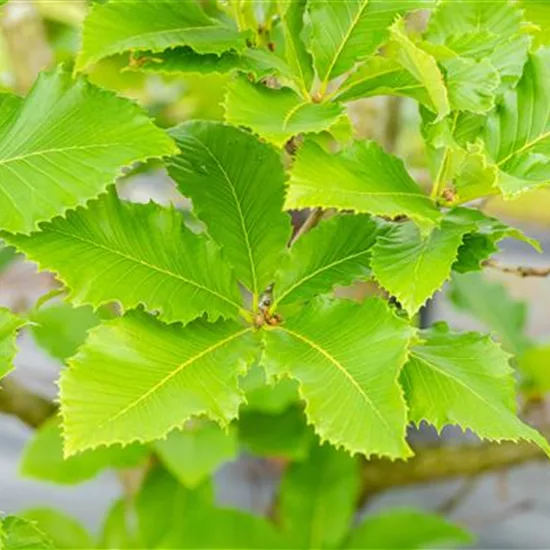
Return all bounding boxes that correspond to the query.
[262,297,414,457]
[98,499,139,550]
[20,509,92,550]
[154,422,237,488]
[136,467,213,549]
[0,67,177,234]
[286,139,441,231]
[449,272,529,355]
[305,0,433,88]
[371,211,475,316]
[421,110,500,203]
[389,19,450,119]
[136,466,286,549]
[427,0,529,86]
[451,208,540,274]
[30,302,101,361]
[485,48,550,197]
[335,55,434,105]
[0,516,54,550]
[402,323,549,451]
[76,0,251,72]
[60,310,256,455]
[345,508,473,549]
[20,417,147,484]
[520,1,550,46]
[422,109,486,151]
[518,344,550,393]
[224,77,344,148]
[273,214,383,308]
[130,47,291,79]
[338,36,499,115]
[241,364,299,414]
[7,190,241,326]
[168,121,291,299]
[0,307,24,380]
[0,243,17,274]
[443,56,500,113]
[280,0,314,94]
[279,443,360,549]
[238,405,314,460]
[448,143,498,204]
[428,0,523,43]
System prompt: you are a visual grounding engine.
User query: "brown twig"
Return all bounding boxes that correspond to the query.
[290,208,324,245]
[437,476,480,514]
[484,260,550,278]
[360,436,547,503]
[0,375,548,504]
[383,96,402,154]
[0,378,57,428]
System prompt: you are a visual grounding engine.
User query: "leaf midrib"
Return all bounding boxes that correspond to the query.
[409,350,507,417]
[0,143,127,168]
[49,227,242,310]
[283,12,310,93]
[187,135,259,297]
[321,0,370,83]
[336,67,422,99]
[86,23,228,59]
[282,101,308,130]
[277,326,394,434]
[497,130,550,167]
[275,248,372,307]
[96,327,251,429]
[292,184,435,200]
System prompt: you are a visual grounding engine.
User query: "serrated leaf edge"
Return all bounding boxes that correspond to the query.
[405,331,550,456]
[4,193,243,327]
[59,321,255,457]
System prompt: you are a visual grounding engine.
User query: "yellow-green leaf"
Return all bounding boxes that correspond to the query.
[61,311,257,455]
[286,139,441,231]
[6,190,242,326]
[262,297,414,458]
[402,323,550,453]
[0,67,177,234]
[224,77,344,148]
[0,307,24,380]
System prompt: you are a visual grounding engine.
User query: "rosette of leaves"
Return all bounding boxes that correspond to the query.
[0,0,549,463]
[3,118,546,459]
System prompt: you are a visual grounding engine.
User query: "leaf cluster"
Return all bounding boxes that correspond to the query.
[0,2,549,547]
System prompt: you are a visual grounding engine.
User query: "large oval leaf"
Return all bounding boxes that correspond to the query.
[168,121,291,302]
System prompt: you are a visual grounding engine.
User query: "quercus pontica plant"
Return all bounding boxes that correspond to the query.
[1,0,550,548]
